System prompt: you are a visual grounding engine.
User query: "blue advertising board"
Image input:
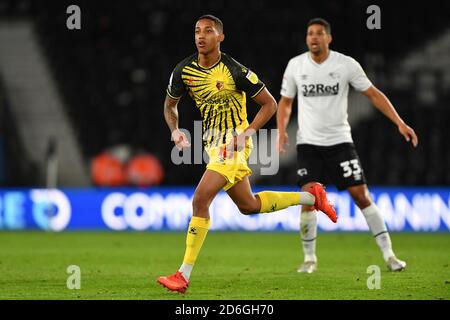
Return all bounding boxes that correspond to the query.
[0,187,449,231]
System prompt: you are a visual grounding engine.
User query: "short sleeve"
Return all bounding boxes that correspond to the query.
[166,64,185,99]
[234,64,265,98]
[347,57,372,92]
[280,59,297,98]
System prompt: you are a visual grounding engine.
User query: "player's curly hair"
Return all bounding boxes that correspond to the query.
[197,14,224,34]
[307,18,331,34]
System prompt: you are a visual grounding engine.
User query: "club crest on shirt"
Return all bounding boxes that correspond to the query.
[216,80,224,90]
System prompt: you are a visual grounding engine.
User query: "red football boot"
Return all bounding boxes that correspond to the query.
[309,183,338,223]
[157,271,189,293]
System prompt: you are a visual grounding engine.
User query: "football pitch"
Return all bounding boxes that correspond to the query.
[0,231,449,300]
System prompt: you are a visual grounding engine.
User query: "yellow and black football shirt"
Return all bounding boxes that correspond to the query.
[166,52,265,148]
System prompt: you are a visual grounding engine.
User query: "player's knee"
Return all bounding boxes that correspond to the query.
[352,193,371,209]
[192,192,212,212]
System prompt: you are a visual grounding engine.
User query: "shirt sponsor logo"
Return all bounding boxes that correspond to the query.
[301,83,339,97]
[199,97,231,105]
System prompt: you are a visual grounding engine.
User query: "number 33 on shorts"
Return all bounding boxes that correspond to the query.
[340,159,362,180]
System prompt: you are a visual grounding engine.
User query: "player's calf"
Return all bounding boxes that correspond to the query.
[236,202,260,215]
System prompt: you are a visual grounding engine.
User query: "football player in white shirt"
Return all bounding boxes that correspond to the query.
[277,18,418,272]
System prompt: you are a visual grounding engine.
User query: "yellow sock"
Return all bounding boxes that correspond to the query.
[182,216,211,265]
[256,191,302,213]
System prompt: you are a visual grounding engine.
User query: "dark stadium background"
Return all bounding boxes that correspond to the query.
[0,0,450,302]
[0,0,449,188]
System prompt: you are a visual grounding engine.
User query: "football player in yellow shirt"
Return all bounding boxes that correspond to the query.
[157,14,337,293]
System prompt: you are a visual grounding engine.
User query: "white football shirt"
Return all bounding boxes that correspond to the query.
[281,50,372,146]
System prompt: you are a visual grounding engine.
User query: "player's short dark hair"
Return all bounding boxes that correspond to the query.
[197,14,224,33]
[307,18,331,34]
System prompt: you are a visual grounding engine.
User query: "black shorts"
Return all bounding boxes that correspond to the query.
[296,143,367,191]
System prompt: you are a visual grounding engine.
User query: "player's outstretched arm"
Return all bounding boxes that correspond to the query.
[276,96,294,154]
[163,94,190,150]
[362,86,418,147]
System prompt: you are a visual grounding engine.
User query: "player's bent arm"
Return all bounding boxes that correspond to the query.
[277,96,294,133]
[245,88,278,135]
[362,86,418,147]
[164,94,180,133]
[163,94,191,149]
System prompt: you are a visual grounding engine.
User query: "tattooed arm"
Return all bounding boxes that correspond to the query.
[164,95,180,133]
[164,94,190,150]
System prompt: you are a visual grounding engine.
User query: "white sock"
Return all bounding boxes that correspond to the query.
[178,263,193,281]
[299,192,315,206]
[361,203,395,261]
[300,210,317,262]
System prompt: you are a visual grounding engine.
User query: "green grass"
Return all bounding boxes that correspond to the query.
[0,231,449,300]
